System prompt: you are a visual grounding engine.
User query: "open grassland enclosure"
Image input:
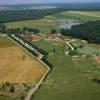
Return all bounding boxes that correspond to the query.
[31,39,100,100]
[0,36,47,83]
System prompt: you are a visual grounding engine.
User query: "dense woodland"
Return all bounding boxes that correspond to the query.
[60,20,100,44]
[0,8,66,23]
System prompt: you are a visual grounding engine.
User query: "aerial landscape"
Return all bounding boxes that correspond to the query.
[0,0,100,100]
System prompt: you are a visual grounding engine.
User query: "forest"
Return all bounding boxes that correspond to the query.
[0,8,66,23]
[60,20,100,43]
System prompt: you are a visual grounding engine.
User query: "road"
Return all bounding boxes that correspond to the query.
[25,67,50,100]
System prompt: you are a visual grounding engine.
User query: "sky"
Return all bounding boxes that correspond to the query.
[0,0,100,5]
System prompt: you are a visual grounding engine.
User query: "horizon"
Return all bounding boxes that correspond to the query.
[0,2,100,6]
[0,0,100,5]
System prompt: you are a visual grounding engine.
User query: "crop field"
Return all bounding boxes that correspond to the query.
[54,11,100,23]
[32,39,100,100]
[0,36,47,84]
[68,11,100,18]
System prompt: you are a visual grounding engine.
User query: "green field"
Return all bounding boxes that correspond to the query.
[31,39,100,100]
[6,11,100,33]
[70,39,100,56]
[68,11,100,18]
[3,11,100,100]
[0,96,18,100]
[6,17,57,33]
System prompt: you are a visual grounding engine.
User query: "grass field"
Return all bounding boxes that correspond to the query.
[31,39,100,100]
[70,39,100,56]
[6,17,57,33]
[69,11,100,18]
[0,96,18,100]
[6,11,100,33]
[0,37,47,84]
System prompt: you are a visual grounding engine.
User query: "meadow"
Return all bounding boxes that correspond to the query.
[0,96,18,100]
[31,39,100,100]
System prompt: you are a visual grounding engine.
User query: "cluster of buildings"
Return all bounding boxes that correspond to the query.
[11,34,43,59]
[20,32,40,41]
[19,31,63,41]
[42,33,63,41]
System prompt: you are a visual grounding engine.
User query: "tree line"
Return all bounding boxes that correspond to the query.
[0,24,40,34]
[0,8,66,23]
[0,24,58,35]
[60,20,100,44]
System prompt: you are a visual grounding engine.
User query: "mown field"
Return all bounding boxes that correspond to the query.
[68,11,100,18]
[31,39,100,100]
[0,36,47,83]
[6,18,57,33]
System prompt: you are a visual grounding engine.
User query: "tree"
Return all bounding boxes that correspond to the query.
[20,95,25,100]
[23,27,40,34]
[60,28,70,36]
[51,28,57,34]
[5,82,10,86]
[61,20,100,44]
[53,48,56,54]
[79,45,84,48]
[0,24,6,33]
[60,29,66,35]
[7,28,22,35]
[9,86,15,93]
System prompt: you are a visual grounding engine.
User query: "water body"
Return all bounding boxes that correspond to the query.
[58,19,81,29]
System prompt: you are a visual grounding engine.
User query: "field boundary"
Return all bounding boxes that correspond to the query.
[69,11,100,18]
[7,35,51,100]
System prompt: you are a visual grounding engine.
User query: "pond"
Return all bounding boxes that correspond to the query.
[58,19,81,29]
